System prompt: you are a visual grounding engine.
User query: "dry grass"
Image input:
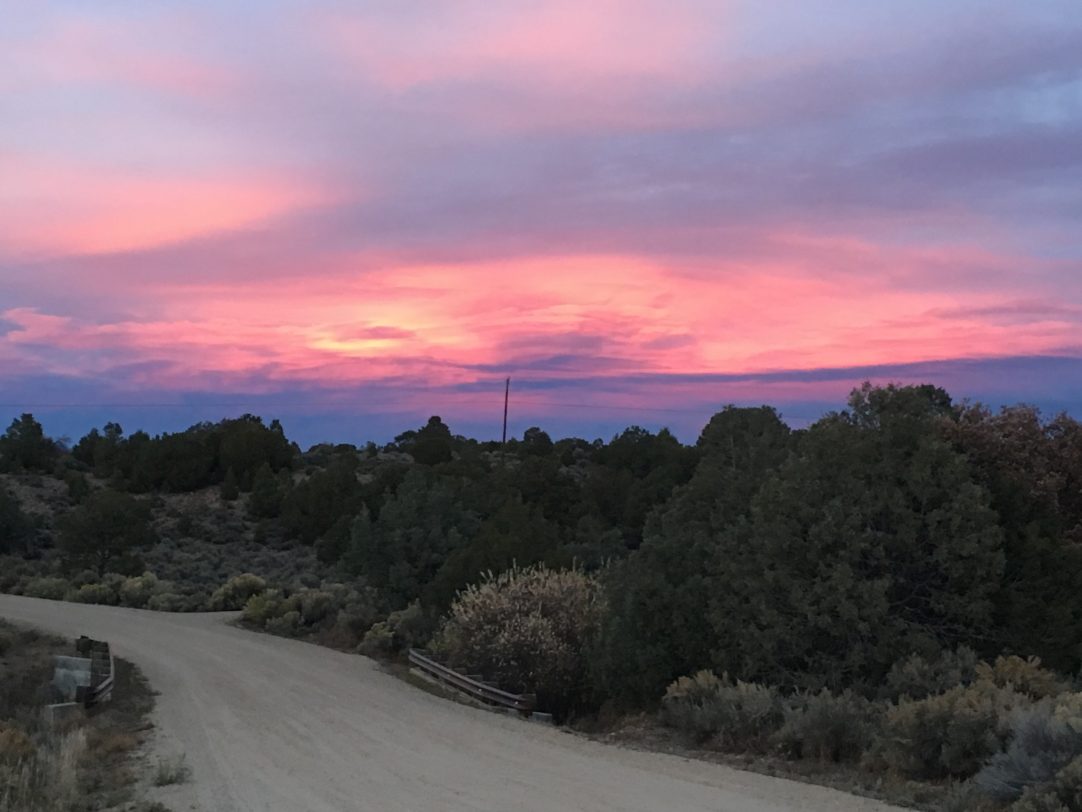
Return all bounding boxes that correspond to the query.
[0,619,162,811]
[0,724,34,761]
[153,754,191,786]
[0,728,87,812]
[578,711,962,812]
[91,729,141,754]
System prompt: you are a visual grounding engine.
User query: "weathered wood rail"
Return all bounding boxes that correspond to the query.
[76,635,115,707]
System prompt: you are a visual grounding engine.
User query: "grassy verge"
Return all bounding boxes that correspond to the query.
[0,619,169,811]
[574,712,962,811]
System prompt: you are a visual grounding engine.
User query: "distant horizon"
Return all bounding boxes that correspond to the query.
[8,354,1080,449]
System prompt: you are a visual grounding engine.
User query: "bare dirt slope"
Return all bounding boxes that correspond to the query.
[0,595,908,812]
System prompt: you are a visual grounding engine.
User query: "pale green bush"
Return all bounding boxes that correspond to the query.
[1011,755,1082,812]
[881,681,1022,779]
[241,582,377,648]
[242,590,285,627]
[332,588,380,642]
[299,590,334,625]
[773,689,877,763]
[265,610,300,636]
[661,671,784,751]
[22,578,70,601]
[146,592,190,612]
[119,572,161,608]
[386,602,431,649]
[358,601,431,656]
[976,656,1069,701]
[882,647,980,701]
[977,693,1082,802]
[208,573,266,610]
[357,621,395,656]
[100,572,126,597]
[68,570,100,589]
[68,583,117,605]
[0,557,37,593]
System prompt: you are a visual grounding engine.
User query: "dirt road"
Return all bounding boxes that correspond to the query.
[1,595,907,812]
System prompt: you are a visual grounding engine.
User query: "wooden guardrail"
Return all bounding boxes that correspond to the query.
[408,649,536,715]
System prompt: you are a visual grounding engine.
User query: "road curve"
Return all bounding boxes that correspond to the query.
[1,595,907,812]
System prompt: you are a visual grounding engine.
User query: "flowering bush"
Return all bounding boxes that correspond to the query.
[436,566,602,715]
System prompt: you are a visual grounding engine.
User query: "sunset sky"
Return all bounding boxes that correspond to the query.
[2,1,1081,446]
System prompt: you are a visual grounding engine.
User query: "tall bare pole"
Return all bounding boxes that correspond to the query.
[501,377,510,448]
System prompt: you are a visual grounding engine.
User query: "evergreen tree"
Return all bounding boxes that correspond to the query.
[946,404,1082,672]
[590,406,791,704]
[57,489,155,575]
[0,487,32,554]
[0,413,57,472]
[248,463,283,519]
[342,469,480,606]
[426,496,560,609]
[702,387,1004,691]
[220,467,240,501]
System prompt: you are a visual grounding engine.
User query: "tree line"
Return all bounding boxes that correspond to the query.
[2,383,1081,712]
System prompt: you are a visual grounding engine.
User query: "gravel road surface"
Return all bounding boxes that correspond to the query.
[1,594,908,812]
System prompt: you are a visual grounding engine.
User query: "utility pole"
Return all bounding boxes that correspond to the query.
[501,377,510,450]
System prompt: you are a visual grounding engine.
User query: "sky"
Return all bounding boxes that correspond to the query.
[2,0,1081,447]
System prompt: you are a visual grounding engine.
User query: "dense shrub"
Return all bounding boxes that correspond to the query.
[265,610,300,636]
[330,589,380,644]
[208,573,266,610]
[299,590,335,626]
[242,590,287,626]
[773,689,877,763]
[881,681,1021,779]
[119,572,161,608]
[1011,755,1082,812]
[435,566,602,715]
[357,621,395,656]
[68,583,118,605]
[146,592,193,612]
[241,582,381,648]
[69,570,100,589]
[661,671,784,752]
[358,601,432,656]
[977,694,1082,802]
[0,557,38,593]
[384,601,431,648]
[100,572,127,596]
[22,577,71,601]
[882,647,980,702]
[976,656,1069,701]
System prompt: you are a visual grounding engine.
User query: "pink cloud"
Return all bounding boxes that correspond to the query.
[3,14,234,99]
[0,158,337,257]
[2,0,1078,438]
[5,236,1078,397]
[317,1,718,90]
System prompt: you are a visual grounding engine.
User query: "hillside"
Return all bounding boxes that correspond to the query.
[2,384,1082,810]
